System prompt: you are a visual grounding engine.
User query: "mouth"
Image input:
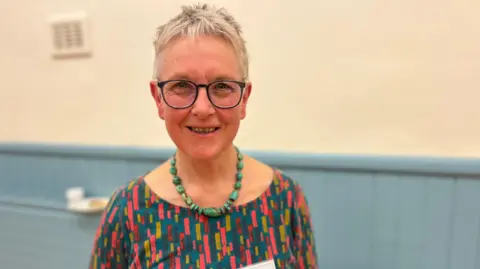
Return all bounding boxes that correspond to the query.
[187,127,220,134]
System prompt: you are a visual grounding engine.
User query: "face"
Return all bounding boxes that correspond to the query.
[149,36,252,160]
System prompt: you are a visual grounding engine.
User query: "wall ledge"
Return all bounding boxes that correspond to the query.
[1,142,479,177]
[0,195,67,212]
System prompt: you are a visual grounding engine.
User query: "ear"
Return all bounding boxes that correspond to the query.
[240,82,252,120]
[150,81,165,120]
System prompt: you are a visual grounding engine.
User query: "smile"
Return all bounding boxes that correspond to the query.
[187,127,220,134]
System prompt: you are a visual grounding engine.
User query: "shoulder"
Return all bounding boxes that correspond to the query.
[271,169,309,208]
[109,177,145,202]
[272,169,303,195]
[101,177,147,222]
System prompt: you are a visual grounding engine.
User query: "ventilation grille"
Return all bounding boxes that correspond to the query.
[49,12,91,58]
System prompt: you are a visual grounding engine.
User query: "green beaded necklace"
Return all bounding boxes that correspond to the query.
[169,147,244,218]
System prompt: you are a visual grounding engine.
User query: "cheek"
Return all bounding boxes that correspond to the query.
[163,108,189,125]
[217,109,242,124]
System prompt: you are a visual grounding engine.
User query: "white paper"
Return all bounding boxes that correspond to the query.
[239,259,276,269]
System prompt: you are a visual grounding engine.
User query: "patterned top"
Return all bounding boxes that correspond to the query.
[89,169,318,269]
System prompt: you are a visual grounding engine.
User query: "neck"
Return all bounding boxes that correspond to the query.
[175,145,238,185]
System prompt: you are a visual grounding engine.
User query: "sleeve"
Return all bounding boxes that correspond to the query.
[291,182,319,269]
[89,188,129,269]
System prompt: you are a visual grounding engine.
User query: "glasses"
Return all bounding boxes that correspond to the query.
[157,79,246,109]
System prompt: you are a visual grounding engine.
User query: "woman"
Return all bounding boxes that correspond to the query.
[89,3,318,269]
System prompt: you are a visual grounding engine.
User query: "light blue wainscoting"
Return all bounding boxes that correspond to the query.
[1,143,480,269]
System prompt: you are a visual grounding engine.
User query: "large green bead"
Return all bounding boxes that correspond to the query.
[176,185,185,194]
[185,196,193,206]
[173,176,181,185]
[170,167,177,175]
[237,162,244,170]
[229,190,239,201]
[236,173,243,180]
[203,208,222,217]
[234,182,242,190]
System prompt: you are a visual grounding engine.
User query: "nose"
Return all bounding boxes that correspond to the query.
[191,87,215,117]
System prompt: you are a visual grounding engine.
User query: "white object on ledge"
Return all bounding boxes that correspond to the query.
[65,186,85,203]
[67,197,109,214]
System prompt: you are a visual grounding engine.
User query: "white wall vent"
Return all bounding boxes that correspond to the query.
[49,12,91,58]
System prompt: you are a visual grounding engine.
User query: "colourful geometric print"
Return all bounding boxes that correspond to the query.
[89,169,318,269]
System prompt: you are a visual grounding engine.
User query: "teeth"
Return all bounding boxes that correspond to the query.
[191,127,216,134]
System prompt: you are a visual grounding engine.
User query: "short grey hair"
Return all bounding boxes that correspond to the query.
[152,3,249,80]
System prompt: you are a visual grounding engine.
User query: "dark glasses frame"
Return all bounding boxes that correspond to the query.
[157,79,246,109]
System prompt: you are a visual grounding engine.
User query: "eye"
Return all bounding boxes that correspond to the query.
[173,81,191,89]
[162,81,196,99]
[213,82,233,90]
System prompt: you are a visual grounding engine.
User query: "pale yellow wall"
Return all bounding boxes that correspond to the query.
[1,0,479,157]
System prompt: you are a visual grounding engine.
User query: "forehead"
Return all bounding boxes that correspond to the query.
[158,36,242,81]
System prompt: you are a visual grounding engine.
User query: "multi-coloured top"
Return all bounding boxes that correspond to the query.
[89,169,318,269]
